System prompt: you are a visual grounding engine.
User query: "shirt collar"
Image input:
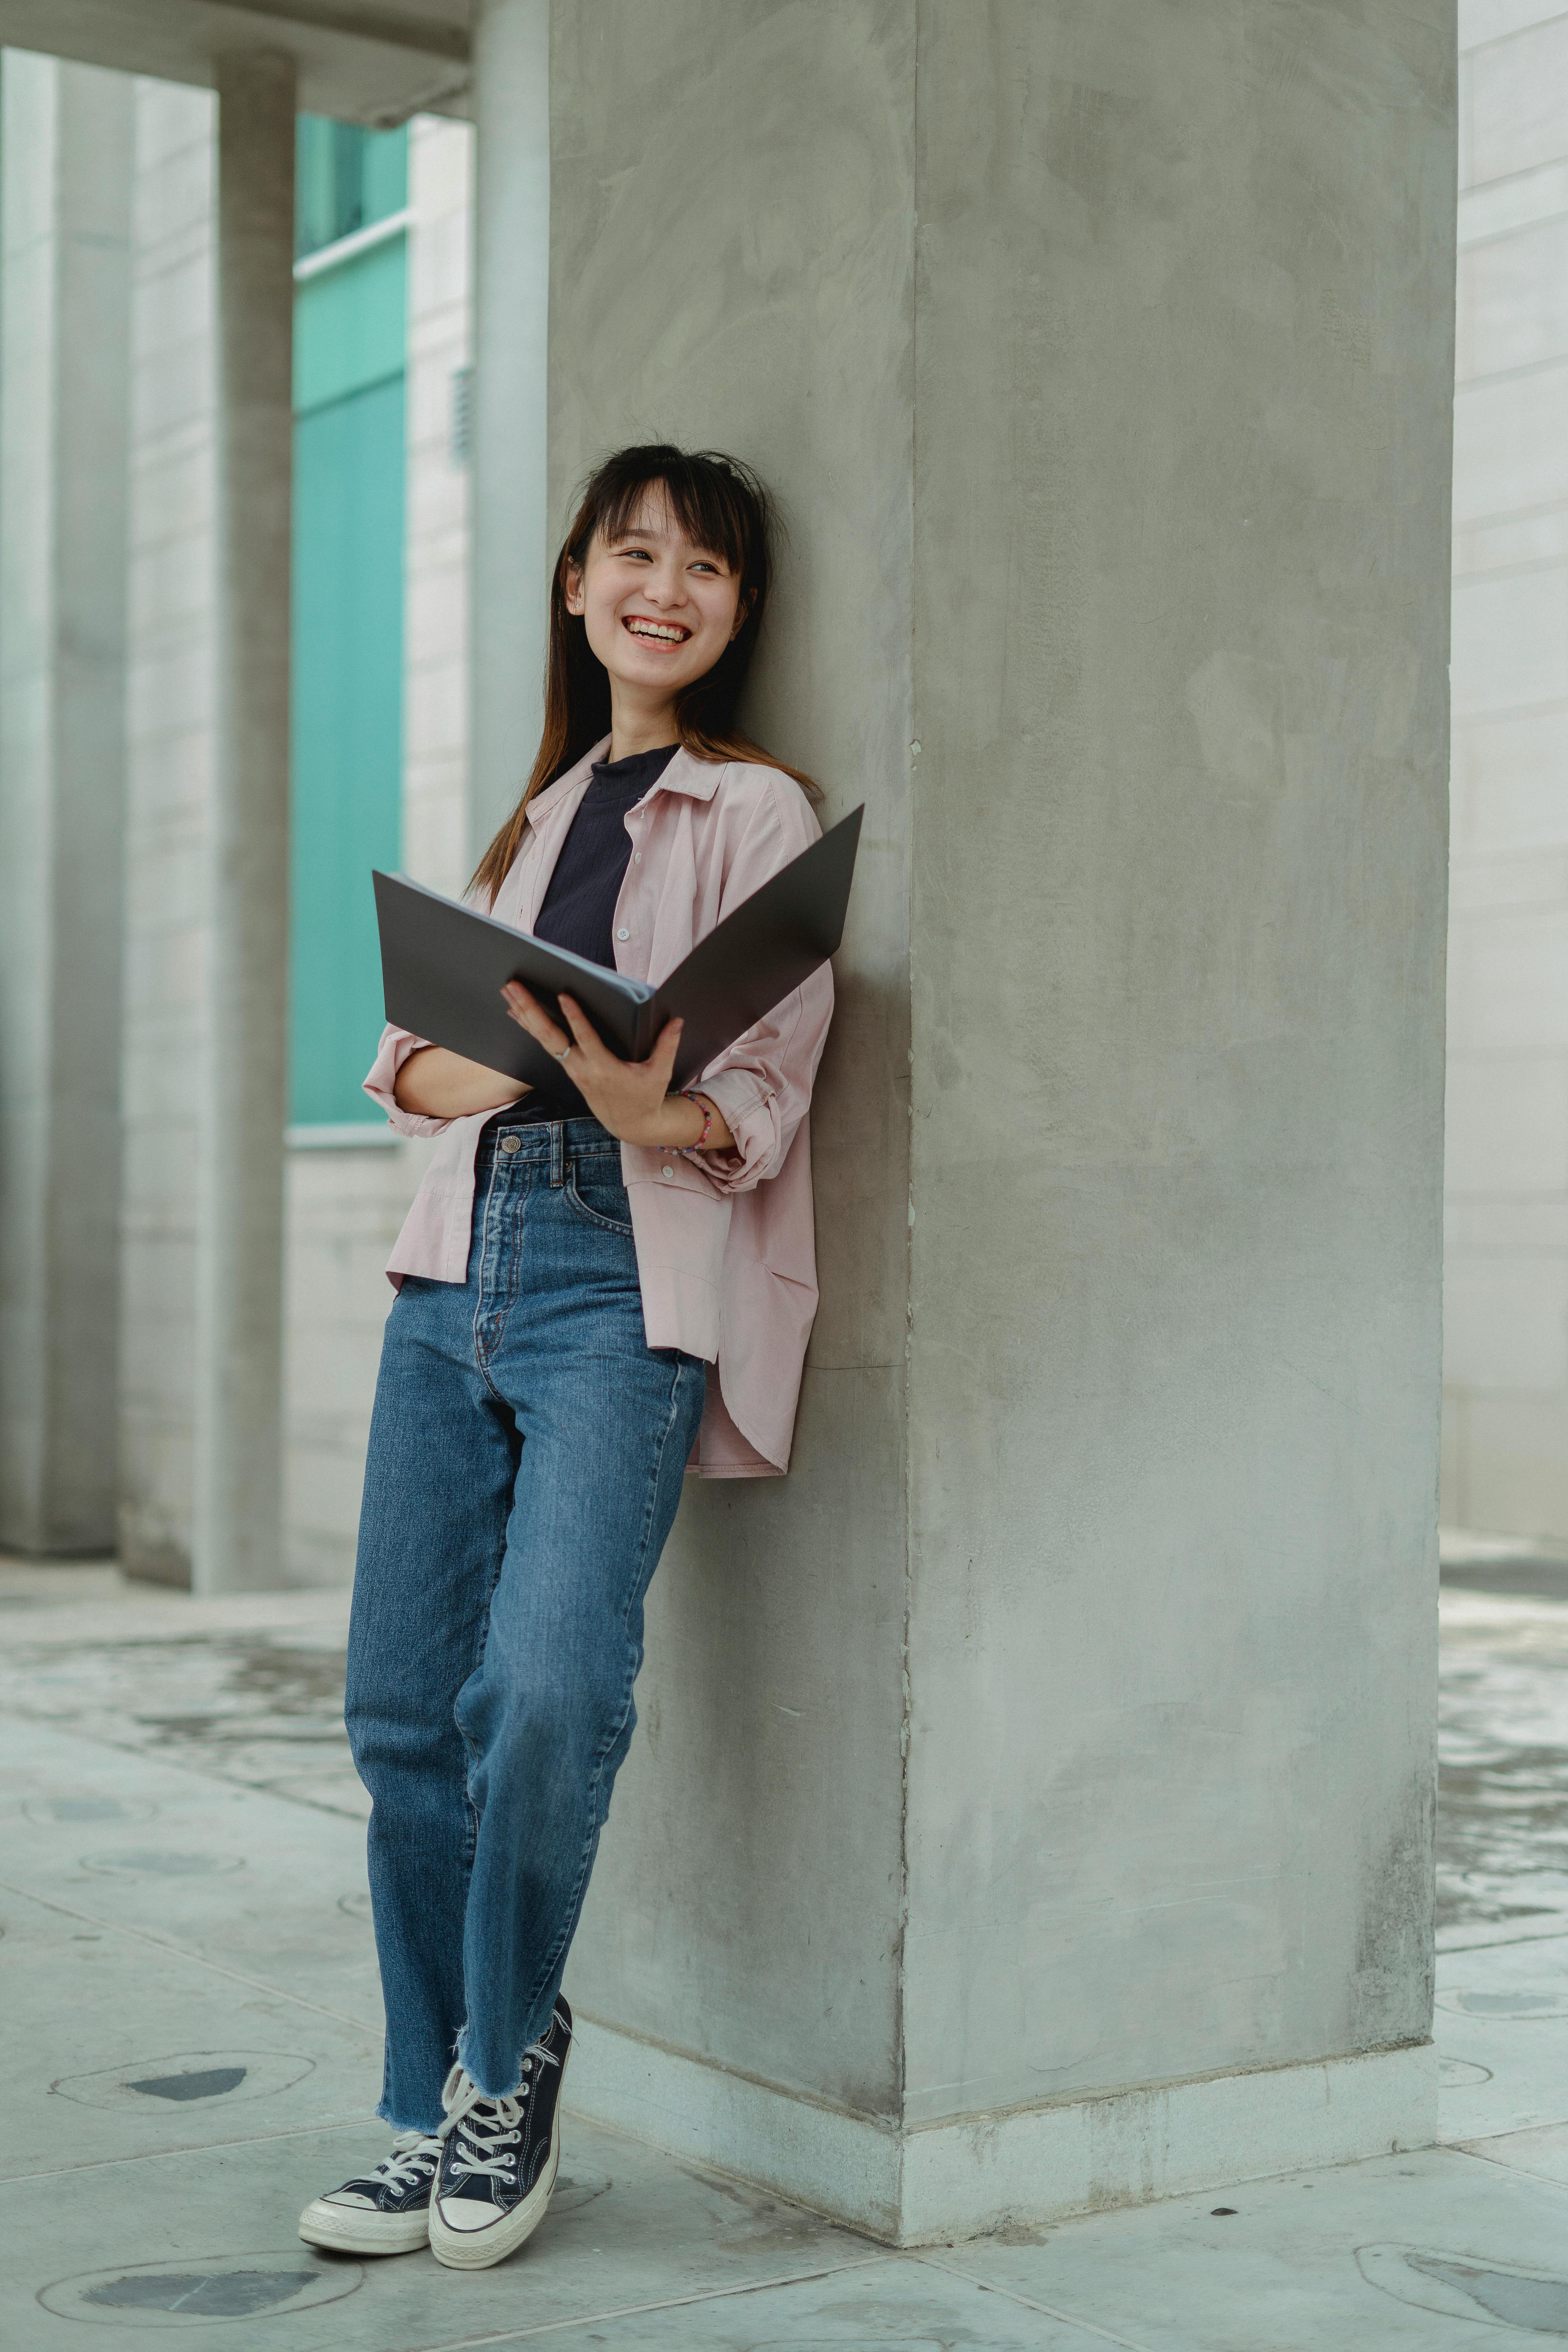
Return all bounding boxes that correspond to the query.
[523,737,723,831]
[656,745,723,802]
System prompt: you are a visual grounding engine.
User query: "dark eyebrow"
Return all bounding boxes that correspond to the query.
[606,522,728,564]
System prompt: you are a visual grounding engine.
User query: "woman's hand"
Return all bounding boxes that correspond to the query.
[501,983,733,1152]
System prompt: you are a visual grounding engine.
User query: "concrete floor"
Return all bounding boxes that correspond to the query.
[5,1553,1568,2349]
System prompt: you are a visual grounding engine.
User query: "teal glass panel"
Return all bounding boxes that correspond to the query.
[289,373,406,1127]
[295,117,408,259]
[294,232,407,412]
[361,127,408,227]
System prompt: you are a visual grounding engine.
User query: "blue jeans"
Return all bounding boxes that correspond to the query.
[346,1118,708,2132]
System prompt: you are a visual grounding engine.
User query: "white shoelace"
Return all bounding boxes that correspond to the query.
[441,2042,562,2186]
[374,2130,442,2190]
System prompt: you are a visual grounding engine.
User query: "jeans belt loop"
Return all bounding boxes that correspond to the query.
[550,1123,566,1189]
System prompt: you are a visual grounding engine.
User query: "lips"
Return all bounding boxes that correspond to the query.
[623,616,691,645]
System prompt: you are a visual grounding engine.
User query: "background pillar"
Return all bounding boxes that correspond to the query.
[191,50,295,1595]
[544,0,1455,2239]
[468,0,550,863]
[0,51,133,1555]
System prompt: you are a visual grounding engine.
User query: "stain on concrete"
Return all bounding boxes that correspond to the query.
[135,1636,349,1756]
[1437,1988,1568,2020]
[1437,2056,1492,2087]
[53,2049,315,2111]
[40,2250,362,2323]
[1351,1777,1435,2041]
[1438,1596,1568,1943]
[127,2066,247,2102]
[1407,2252,1568,2332]
[80,1848,243,1877]
[0,1628,361,1814]
[1439,1743,1568,1936]
[550,2168,613,2216]
[1359,2242,1568,2330]
[747,2338,945,2351]
[23,1795,156,1825]
[82,2270,320,2315]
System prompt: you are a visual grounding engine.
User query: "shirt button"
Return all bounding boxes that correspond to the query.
[632,851,642,863]
[661,1163,674,1179]
[616,926,630,940]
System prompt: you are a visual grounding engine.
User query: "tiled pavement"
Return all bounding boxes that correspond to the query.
[5,1550,1568,2348]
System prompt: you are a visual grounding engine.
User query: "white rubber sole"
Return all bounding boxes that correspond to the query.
[428,2068,566,2271]
[297,2197,432,2257]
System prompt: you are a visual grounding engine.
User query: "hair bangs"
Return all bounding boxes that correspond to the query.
[583,447,764,580]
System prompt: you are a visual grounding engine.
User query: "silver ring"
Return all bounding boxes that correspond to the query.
[552,1043,572,1062]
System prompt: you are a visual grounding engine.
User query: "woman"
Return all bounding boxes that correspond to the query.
[299,446,833,2271]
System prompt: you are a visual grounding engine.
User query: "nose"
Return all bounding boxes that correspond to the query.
[644,554,687,608]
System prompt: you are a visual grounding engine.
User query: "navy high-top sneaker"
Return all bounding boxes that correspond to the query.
[428,1996,572,2269]
[298,2130,442,2255]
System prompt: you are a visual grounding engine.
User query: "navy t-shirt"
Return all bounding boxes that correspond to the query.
[492,741,679,1127]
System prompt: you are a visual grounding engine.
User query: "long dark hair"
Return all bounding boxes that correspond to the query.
[470,443,817,902]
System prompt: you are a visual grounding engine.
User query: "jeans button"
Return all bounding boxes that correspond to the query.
[500,1133,521,1154]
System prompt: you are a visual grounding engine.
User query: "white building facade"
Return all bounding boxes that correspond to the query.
[1444,1,1568,1543]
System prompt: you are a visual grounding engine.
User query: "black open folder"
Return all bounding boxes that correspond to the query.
[372,805,862,1111]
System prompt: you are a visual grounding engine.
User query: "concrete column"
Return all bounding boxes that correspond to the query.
[544,0,1454,2242]
[0,51,133,1556]
[191,51,295,1594]
[468,0,549,862]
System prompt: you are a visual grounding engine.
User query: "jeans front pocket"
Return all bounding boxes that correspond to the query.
[564,1158,635,1236]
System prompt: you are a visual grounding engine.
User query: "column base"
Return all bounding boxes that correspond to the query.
[566,2020,1437,2244]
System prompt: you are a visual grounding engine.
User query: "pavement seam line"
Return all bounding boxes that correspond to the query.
[0,1873,377,2036]
[374,2252,893,2349]
[9,2114,383,2183]
[917,2250,1160,2352]
[1438,1927,1568,1954]
[1443,2112,1568,2147]
[1446,2140,1568,2198]
[0,1710,369,1824]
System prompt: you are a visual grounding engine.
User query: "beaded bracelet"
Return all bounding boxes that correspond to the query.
[678,1089,713,1155]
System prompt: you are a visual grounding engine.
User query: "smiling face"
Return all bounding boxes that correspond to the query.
[564,486,746,729]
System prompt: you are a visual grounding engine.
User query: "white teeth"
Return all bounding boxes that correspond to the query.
[626,619,687,642]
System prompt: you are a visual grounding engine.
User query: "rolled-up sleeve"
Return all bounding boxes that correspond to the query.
[689,782,836,1196]
[363,1023,454,1140]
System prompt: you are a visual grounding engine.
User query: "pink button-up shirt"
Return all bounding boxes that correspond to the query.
[364,739,834,1477]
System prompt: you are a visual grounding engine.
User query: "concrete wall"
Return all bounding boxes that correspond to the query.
[119,95,473,1586]
[1444,0,1568,1540]
[0,52,133,1555]
[904,0,1452,2124]
[551,0,917,2133]
[554,0,1453,2236]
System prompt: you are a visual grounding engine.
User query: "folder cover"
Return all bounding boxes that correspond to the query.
[372,804,862,1110]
